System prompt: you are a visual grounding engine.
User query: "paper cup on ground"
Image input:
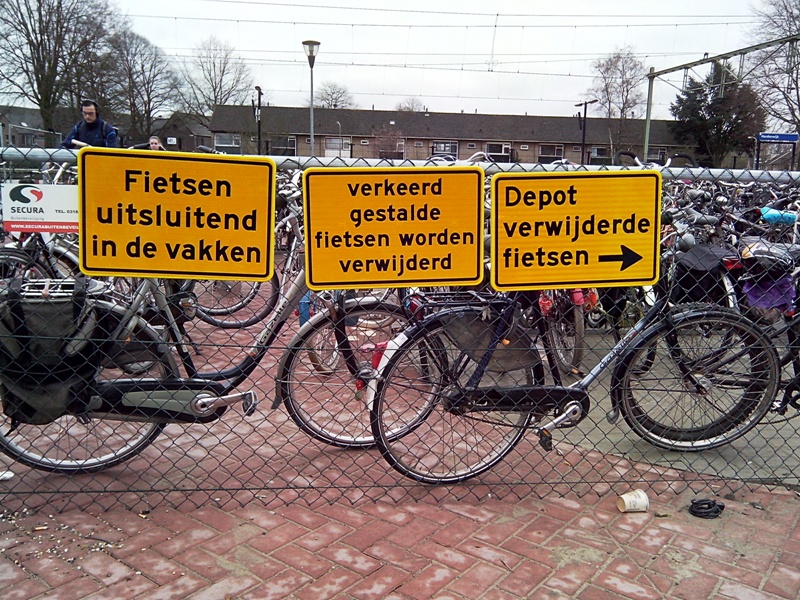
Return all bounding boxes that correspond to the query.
[617,489,649,512]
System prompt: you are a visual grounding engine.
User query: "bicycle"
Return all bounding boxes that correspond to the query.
[368,289,780,484]
[0,270,407,473]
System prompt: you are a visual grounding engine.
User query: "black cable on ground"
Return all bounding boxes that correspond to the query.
[689,498,725,519]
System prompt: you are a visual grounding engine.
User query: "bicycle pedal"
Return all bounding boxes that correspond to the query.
[537,428,553,452]
[243,392,259,417]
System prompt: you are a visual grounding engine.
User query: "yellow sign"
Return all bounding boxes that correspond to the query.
[304,167,484,290]
[78,148,275,280]
[491,171,662,290]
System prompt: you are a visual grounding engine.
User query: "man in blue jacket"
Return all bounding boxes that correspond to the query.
[62,100,119,148]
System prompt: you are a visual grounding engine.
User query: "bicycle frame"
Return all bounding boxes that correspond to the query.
[371,289,767,445]
[112,269,317,394]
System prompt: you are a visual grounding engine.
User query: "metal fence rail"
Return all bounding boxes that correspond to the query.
[0,146,798,514]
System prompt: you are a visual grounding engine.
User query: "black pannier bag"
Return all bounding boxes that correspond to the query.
[0,279,101,425]
[671,244,733,305]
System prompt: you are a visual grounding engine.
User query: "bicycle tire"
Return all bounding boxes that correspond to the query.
[277,300,408,447]
[0,309,171,473]
[0,248,56,279]
[611,306,779,451]
[370,308,542,484]
[193,273,280,328]
[544,289,585,374]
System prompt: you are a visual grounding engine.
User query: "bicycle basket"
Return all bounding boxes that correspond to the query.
[0,278,104,424]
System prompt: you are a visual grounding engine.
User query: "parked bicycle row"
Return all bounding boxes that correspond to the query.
[0,157,799,490]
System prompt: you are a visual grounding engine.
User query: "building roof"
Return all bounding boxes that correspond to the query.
[0,105,45,129]
[210,105,678,146]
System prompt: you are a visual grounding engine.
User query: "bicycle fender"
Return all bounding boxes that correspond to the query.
[361,330,409,412]
[271,298,403,409]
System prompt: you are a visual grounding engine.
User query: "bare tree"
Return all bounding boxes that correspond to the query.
[315,81,355,109]
[373,124,404,158]
[0,0,117,134]
[587,47,646,156]
[179,36,253,122]
[396,96,424,111]
[749,1,800,140]
[108,31,179,142]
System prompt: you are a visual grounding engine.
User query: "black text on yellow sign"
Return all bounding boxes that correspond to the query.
[78,148,276,280]
[303,167,484,290]
[491,171,662,291]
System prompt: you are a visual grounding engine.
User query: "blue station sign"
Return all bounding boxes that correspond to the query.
[758,132,800,143]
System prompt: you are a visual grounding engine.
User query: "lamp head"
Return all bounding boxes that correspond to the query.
[302,40,320,68]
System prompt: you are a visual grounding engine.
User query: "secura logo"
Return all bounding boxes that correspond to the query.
[9,184,44,204]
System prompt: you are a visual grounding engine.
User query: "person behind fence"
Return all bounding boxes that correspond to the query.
[148,135,166,151]
[62,100,119,148]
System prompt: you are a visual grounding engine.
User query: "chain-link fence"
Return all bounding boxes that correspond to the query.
[1,145,799,514]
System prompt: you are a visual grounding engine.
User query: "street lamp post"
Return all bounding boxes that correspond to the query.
[575,99,599,165]
[253,85,263,155]
[336,120,341,157]
[302,40,320,156]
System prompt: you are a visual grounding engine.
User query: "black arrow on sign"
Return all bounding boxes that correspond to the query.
[598,245,642,271]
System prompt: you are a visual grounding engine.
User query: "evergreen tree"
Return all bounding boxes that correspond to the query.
[670,62,765,167]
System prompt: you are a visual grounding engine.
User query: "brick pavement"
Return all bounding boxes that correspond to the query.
[2,480,800,599]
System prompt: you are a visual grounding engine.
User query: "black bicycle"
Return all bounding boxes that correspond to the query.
[369,289,780,484]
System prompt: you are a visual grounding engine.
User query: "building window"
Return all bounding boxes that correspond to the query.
[414,141,424,147]
[572,146,582,152]
[360,139,369,145]
[486,142,511,155]
[269,136,296,156]
[467,143,477,149]
[325,137,351,151]
[432,140,458,156]
[591,147,610,158]
[214,133,241,154]
[520,144,529,150]
[538,144,564,163]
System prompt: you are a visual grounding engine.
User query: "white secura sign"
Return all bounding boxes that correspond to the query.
[1,182,79,232]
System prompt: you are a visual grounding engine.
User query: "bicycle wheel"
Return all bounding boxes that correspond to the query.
[612,307,779,451]
[544,289,585,374]
[0,248,54,279]
[193,273,279,328]
[0,310,171,473]
[371,309,541,484]
[277,300,408,447]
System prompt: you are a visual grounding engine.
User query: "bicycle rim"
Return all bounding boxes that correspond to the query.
[616,310,779,451]
[0,313,175,474]
[279,302,408,447]
[0,411,165,474]
[371,317,533,484]
[545,290,585,373]
[194,273,279,328]
[0,248,53,279]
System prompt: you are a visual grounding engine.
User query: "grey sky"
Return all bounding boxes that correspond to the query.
[118,0,759,119]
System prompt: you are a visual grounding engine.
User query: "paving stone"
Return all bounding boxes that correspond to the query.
[242,569,313,600]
